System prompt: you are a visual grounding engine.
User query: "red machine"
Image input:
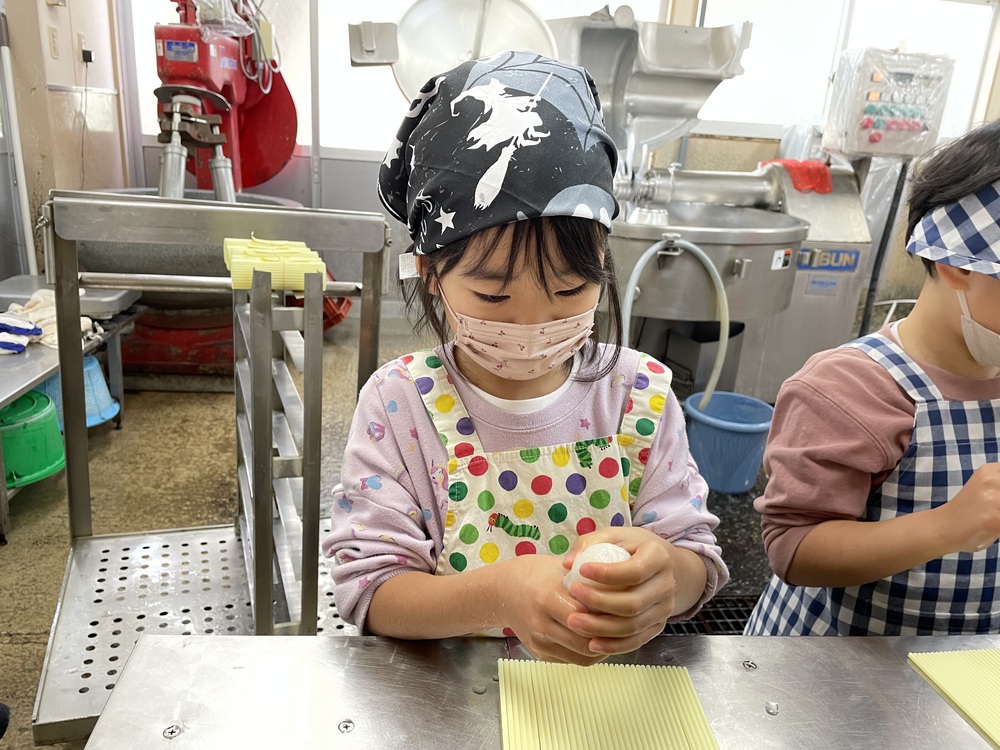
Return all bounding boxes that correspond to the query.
[123,2,349,379]
[154,0,297,191]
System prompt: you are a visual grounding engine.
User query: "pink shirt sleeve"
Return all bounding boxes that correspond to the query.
[756,346,914,582]
[321,362,450,633]
[631,387,729,618]
[759,326,1000,583]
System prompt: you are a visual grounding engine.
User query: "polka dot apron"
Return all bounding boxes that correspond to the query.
[404,349,672,636]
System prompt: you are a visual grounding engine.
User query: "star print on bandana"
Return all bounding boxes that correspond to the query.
[376,51,619,256]
[435,209,456,232]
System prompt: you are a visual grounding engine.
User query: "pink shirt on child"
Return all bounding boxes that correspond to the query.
[323,343,729,633]
[757,324,1000,581]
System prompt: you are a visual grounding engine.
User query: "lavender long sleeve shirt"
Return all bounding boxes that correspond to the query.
[322,343,729,633]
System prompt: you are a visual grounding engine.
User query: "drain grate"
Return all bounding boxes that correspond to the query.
[662,595,758,636]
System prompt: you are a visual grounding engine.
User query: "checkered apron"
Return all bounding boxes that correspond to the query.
[745,332,1000,635]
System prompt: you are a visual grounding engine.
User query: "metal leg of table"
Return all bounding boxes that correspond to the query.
[106,331,124,429]
[54,233,92,540]
[357,248,384,395]
[0,445,9,545]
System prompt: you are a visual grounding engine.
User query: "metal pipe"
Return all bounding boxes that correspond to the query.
[53,232,93,539]
[635,168,784,210]
[358,242,385,394]
[860,159,910,335]
[471,0,493,59]
[210,124,236,203]
[209,153,237,203]
[298,271,323,635]
[158,141,188,200]
[250,270,274,634]
[80,272,233,293]
[324,282,361,297]
[0,11,37,275]
[80,272,363,297]
[309,0,322,209]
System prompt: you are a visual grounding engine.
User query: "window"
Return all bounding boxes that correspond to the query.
[699,0,996,138]
[319,2,664,152]
[127,1,997,151]
[699,0,846,129]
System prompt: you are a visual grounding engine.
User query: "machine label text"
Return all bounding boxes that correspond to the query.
[771,248,793,270]
[165,40,198,63]
[805,273,840,296]
[798,248,860,272]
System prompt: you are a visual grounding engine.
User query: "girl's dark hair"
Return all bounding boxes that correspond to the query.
[907,119,1000,275]
[400,215,624,380]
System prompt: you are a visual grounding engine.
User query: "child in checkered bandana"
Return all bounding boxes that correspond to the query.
[747,120,1000,635]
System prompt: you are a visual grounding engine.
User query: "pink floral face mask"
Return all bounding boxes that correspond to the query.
[440,290,596,380]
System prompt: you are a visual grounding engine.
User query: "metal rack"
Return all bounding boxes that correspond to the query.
[32,190,385,744]
[234,270,323,635]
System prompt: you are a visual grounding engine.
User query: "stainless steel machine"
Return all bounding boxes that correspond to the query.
[545,8,872,403]
[353,3,873,403]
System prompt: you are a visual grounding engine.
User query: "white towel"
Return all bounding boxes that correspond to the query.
[0,311,42,354]
[7,289,105,349]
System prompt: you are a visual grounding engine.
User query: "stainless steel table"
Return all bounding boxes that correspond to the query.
[0,314,133,543]
[83,634,998,749]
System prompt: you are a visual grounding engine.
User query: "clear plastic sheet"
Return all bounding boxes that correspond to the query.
[193,0,253,39]
[823,48,954,158]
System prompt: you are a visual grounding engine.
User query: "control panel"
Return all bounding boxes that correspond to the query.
[823,48,954,158]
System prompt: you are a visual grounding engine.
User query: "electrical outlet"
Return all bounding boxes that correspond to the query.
[77,33,85,56]
[48,27,59,60]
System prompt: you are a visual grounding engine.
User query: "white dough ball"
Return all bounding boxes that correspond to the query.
[563,542,630,593]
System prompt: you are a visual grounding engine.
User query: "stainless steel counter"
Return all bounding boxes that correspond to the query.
[83,634,997,748]
[0,340,60,407]
[0,312,133,542]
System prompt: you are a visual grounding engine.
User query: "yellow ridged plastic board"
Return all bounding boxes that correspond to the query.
[224,234,326,291]
[908,648,1000,748]
[497,658,718,750]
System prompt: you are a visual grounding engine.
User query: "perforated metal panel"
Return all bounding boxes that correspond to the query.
[33,527,254,744]
[34,524,357,745]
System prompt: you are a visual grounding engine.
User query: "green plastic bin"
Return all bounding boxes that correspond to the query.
[0,391,66,489]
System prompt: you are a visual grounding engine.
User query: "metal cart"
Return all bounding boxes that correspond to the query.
[32,190,388,744]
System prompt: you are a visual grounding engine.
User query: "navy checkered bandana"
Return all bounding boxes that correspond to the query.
[907,180,1000,278]
[377,51,619,256]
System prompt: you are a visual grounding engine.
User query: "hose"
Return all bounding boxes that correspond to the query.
[621,237,730,411]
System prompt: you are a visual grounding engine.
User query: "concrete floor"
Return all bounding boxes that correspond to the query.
[0,317,769,749]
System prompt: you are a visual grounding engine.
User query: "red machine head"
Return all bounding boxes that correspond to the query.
[154,0,296,191]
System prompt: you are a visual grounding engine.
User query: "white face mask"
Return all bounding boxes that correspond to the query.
[958,290,1000,368]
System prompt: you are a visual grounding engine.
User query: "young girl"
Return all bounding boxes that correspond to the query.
[323,52,728,664]
[746,120,1000,635]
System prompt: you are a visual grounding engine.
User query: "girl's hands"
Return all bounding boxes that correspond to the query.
[500,554,608,667]
[561,527,678,655]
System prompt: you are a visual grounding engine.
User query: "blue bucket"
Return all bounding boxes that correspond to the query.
[34,356,120,430]
[683,391,773,495]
